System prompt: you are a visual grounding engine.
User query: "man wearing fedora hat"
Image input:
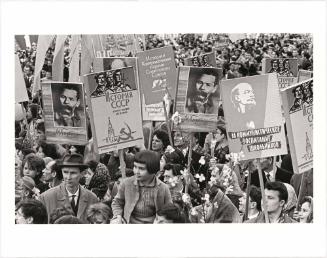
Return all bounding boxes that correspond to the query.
[39,153,99,223]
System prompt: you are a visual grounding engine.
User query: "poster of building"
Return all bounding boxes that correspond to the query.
[281,78,313,174]
[220,73,287,160]
[262,58,298,89]
[84,67,143,154]
[41,82,88,145]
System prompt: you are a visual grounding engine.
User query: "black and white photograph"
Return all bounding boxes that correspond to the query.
[2,1,327,258]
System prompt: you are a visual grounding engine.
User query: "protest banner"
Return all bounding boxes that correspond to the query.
[136,46,178,105]
[41,82,88,145]
[93,56,168,121]
[95,34,143,57]
[221,73,287,160]
[262,58,298,89]
[84,67,144,154]
[298,69,313,83]
[173,67,222,132]
[15,54,29,103]
[184,52,217,67]
[281,79,313,174]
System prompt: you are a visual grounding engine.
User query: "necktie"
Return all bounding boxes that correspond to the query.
[266,173,271,182]
[71,195,76,212]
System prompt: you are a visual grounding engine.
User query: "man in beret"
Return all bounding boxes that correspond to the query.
[39,153,99,223]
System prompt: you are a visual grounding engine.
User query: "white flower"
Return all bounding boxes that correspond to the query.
[182,193,191,204]
[165,145,175,154]
[199,156,206,165]
[198,174,206,182]
[213,202,219,208]
[190,208,198,216]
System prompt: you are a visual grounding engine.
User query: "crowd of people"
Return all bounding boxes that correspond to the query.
[15,33,313,224]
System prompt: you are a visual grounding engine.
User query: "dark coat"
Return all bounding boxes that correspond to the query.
[250,167,293,188]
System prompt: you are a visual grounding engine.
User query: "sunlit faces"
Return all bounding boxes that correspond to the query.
[133,162,153,183]
[41,160,56,182]
[213,127,225,142]
[84,168,94,186]
[173,131,184,147]
[23,162,37,179]
[163,169,174,184]
[62,167,82,190]
[238,193,247,213]
[263,189,285,214]
[299,201,312,223]
[160,156,166,172]
[152,135,164,152]
[255,157,272,171]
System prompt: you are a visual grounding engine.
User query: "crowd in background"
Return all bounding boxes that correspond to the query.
[15,33,313,224]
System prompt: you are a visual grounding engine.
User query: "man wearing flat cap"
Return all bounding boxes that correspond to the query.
[39,153,99,223]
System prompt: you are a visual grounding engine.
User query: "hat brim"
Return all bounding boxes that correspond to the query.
[57,163,88,170]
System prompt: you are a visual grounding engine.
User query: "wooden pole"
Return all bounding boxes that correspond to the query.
[148,122,153,150]
[257,158,269,223]
[162,100,173,147]
[118,149,126,179]
[185,133,194,194]
[244,162,252,221]
[296,173,305,210]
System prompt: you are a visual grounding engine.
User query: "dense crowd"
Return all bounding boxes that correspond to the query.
[15,33,313,224]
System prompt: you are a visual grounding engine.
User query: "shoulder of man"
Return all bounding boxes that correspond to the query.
[80,186,98,201]
[244,212,265,223]
[39,184,63,199]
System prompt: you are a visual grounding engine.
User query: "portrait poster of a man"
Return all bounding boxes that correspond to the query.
[185,67,221,115]
[221,73,287,160]
[51,83,86,128]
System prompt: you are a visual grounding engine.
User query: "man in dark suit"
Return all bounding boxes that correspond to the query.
[39,154,98,223]
[250,156,293,188]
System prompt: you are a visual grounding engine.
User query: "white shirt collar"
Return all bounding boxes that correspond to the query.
[66,186,80,198]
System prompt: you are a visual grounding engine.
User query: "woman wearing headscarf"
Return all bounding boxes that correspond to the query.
[84,160,111,200]
[283,183,298,218]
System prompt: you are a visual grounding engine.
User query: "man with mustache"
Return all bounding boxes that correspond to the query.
[186,69,220,114]
[53,84,85,127]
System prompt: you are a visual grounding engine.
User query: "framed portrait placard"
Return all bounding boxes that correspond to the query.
[184,52,217,67]
[173,66,222,132]
[262,58,298,89]
[221,73,287,160]
[281,78,313,174]
[41,82,88,145]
